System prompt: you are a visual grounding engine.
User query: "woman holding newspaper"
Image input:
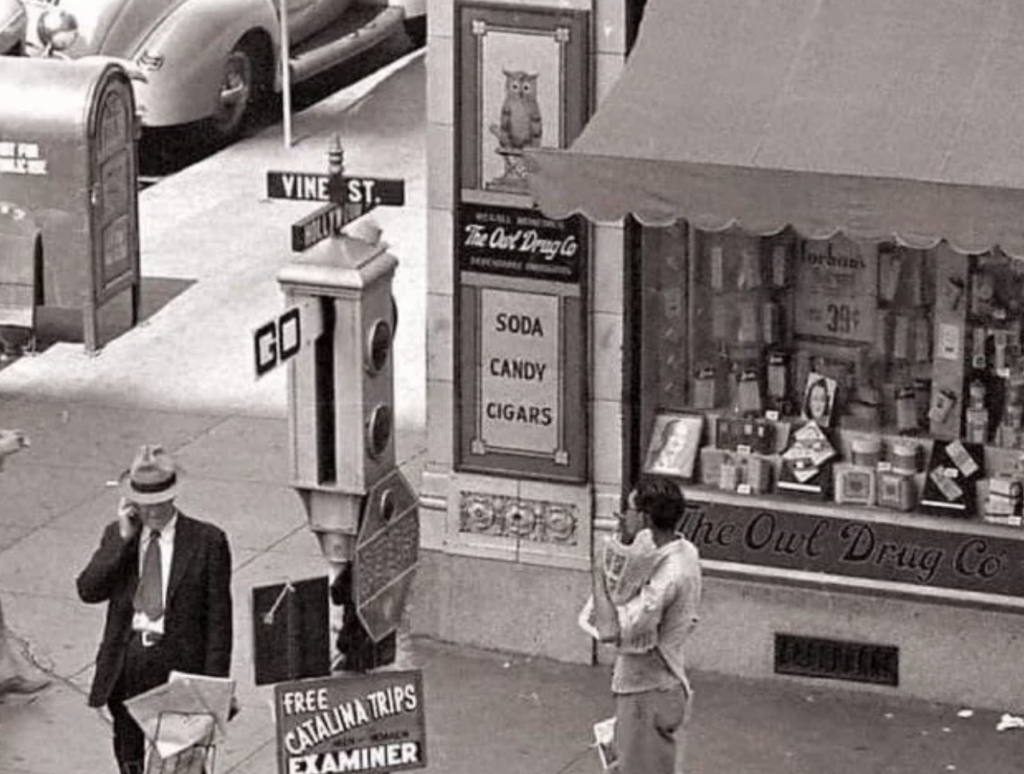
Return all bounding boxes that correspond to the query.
[590,477,702,774]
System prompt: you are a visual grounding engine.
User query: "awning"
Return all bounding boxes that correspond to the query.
[527,0,1024,257]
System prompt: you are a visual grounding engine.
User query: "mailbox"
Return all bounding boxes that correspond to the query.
[0,56,141,352]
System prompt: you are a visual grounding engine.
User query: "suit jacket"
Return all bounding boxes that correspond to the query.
[77,512,233,707]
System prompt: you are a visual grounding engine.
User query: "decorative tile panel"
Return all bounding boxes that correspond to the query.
[459,491,578,545]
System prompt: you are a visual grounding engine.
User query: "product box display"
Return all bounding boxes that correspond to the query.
[920,439,985,517]
[833,463,877,507]
[699,447,774,494]
[877,470,916,511]
[649,230,1024,531]
[714,416,777,455]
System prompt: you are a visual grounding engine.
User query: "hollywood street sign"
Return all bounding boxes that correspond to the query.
[292,203,345,252]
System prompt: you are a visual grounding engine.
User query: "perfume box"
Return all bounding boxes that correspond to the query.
[833,463,877,507]
[877,470,916,511]
[715,417,777,455]
[699,447,773,494]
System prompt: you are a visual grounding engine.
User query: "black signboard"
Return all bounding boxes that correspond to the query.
[680,499,1024,598]
[251,576,330,686]
[266,172,405,206]
[457,202,584,283]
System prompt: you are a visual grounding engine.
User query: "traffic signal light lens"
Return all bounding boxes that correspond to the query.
[366,403,392,459]
[366,319,392,374]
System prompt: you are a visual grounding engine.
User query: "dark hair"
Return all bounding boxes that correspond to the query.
[803,377,832,420]
[632,476,686,531]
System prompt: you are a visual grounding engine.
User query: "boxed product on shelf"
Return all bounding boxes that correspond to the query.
[834,463,877,507]
[877,470,916,511]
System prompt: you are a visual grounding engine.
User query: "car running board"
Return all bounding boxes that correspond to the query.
[289,5,405,83]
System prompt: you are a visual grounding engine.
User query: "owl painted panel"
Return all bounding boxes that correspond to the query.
[489,70,543,151]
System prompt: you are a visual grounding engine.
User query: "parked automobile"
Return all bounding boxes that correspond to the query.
[22,0,424,141]
[0,0,26,55]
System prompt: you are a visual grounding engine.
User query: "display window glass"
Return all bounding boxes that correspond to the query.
[639,222,1024,527]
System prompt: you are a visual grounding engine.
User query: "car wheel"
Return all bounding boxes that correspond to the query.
[205,41,260,143]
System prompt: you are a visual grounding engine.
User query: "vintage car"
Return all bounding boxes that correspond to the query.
[0,0,26,55]
[22,0,424,141]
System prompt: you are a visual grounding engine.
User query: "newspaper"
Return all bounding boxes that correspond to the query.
[578,529,661,652]
[593,717,618,771]
[125,672,235,761]
[602,529,660,605]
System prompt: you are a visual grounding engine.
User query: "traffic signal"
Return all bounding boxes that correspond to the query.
[329,249,397,493]
[278,236,399,497]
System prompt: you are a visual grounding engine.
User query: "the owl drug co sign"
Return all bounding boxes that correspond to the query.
[459,202,582,282]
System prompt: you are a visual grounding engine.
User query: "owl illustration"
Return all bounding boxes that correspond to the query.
[489,70,542,151]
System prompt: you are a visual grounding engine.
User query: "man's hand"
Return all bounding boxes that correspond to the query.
[117,497,140,541]
[591,554,620,644]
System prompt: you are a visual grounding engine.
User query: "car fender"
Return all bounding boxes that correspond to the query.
[357,0,424,19]
[131,0,279,127]
[387,0,424,19]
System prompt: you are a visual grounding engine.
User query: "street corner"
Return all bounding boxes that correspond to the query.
[0,679,112,774]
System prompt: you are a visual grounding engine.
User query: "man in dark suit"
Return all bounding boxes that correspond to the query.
[77,444,233,774]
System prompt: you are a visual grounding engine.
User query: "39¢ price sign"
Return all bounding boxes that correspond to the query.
[794,236,877,344]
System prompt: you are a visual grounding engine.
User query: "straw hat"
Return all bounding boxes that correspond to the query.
[119,444,180,504]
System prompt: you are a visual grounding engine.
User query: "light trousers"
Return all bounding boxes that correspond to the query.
[614,684,692,774]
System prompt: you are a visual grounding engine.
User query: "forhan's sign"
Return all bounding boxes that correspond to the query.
[274,671,426,774]
[458,202,584,283]
[681,499,1024,598]
[794,235,878,345]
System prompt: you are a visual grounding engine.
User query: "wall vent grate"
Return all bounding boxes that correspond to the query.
[774,633,899,687]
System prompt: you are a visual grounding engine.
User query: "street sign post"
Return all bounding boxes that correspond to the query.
[267,171,405,207]
[354,468,420,643]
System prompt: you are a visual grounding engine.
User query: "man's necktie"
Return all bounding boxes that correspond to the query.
[134,530,164,620]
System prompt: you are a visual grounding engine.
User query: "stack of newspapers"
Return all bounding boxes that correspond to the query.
[578,529,661,653]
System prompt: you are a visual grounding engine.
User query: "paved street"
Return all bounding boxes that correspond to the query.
[1,49,1024,774]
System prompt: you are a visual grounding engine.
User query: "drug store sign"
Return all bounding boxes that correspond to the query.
[458,202,583,283]
[477,288,562,458]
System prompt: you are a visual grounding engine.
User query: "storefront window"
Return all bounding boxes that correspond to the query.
[640,222,1024,526]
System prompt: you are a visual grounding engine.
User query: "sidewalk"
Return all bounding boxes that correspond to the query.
[1,49,1023,774]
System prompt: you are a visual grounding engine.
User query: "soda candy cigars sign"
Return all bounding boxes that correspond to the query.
[274,671,426,774]
[458,202,584,283]
[478,288,561,456]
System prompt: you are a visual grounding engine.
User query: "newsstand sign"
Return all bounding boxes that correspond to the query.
[274,671,426,774]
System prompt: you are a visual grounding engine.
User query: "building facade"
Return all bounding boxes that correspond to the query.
[416,0,1024,710]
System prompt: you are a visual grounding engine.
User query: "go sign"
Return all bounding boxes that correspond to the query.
[254,308,300,378]
[253,299,323,378]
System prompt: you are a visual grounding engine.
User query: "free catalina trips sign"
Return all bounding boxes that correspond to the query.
[274,671,426,774]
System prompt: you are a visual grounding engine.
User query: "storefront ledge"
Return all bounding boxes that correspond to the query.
[439,541,591,572]
[702,560,1024,616]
